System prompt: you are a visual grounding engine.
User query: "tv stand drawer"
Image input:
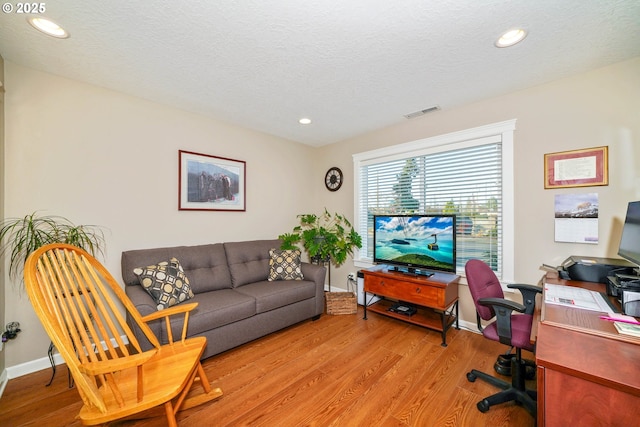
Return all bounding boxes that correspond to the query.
[365,275,442,308]
[362,268,459,310]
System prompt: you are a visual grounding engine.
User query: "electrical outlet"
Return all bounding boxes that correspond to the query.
[347,272,356,281]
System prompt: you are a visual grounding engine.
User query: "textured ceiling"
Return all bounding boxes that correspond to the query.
[1,0,639,146]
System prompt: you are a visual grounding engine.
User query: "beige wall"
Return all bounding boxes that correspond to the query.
[321,57,640,325]
[0,55,5,380]
[3,62,319,369]
[3,57,639,372]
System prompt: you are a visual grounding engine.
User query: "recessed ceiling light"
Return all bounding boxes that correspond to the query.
[495,28,526,48]
[299,118,312,125]
[28,17,69,39]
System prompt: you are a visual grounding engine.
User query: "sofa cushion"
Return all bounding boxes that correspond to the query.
[184,289,257,335]
[122,244,232,293]
[234,279,316,313]
[268,248,304,281]
[224,239,281,288]
[133,258,195,310]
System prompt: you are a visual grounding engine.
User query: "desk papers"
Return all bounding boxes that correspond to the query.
[544,283,611,312]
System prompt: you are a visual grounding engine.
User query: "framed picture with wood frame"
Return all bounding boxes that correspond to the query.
[179,150,246,211]
[544,146,608,189]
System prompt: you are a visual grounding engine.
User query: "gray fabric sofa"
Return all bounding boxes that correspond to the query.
[121,239,326,360]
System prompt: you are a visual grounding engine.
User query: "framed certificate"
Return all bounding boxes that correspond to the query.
[544,146,608,189]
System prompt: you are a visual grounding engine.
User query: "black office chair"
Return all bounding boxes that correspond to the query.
[465,259,542,417]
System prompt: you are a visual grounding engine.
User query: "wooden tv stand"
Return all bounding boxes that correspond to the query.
[362,266,460,346]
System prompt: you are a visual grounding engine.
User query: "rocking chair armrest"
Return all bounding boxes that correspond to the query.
[141,302,199,323]
[78,349,158,376]
[141,302,199,344]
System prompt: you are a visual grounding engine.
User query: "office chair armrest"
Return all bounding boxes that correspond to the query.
[478,297,526,314]
[478,297,526,346]
[507,283,542,294]
[507,283,543,315]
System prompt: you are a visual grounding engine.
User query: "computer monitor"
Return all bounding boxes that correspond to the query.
[618,201,640,276]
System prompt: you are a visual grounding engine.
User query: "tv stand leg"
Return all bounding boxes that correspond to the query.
[455,301,459,330]
[440,306,448,347]
[439,301,459,347]
[363,291,368,320]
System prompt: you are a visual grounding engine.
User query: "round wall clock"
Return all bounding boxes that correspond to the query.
[325,167,343,191]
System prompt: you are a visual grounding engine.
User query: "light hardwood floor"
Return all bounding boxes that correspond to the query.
[0,306,536,427]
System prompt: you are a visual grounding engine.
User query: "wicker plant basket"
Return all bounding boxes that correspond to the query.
[325,291,357,315]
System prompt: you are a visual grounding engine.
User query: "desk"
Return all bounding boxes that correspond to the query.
[535,278,640,427]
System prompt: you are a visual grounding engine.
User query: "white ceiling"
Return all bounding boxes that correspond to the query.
[1,1,639,147]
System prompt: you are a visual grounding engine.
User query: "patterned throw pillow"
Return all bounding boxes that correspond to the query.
[268,249,304,281]
[133,258,195,310]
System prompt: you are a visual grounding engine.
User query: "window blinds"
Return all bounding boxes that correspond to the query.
[357,140,502,274]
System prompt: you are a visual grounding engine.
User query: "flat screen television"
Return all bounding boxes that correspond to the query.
[618,201,640,273]
[373,214,456,274]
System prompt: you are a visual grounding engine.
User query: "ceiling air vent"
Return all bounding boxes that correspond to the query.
[403,106,440,119]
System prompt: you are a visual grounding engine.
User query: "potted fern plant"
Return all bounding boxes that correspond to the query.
[279,209,362,288]
[0,212,106,284]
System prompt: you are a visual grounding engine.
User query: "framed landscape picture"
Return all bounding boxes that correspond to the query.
[179,150,246,211]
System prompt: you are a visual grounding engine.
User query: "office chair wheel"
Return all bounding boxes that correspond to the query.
[467,372,477,382]
[477,399,490,413]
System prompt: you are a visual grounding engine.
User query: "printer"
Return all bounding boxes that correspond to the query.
[558,256,640,315]
[559,256,635,284]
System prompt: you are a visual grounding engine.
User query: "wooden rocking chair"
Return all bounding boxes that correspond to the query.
[24,243,223,426]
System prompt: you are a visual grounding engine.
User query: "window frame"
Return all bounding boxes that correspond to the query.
[352,119,516,282]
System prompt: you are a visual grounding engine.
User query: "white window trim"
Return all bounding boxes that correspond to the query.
[352,119,516,283]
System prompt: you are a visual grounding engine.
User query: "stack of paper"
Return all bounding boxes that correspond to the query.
[544,283,611,312]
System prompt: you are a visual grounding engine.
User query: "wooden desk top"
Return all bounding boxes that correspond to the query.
[534,277,640,346]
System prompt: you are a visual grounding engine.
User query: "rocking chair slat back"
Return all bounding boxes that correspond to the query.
[24,243,222,426]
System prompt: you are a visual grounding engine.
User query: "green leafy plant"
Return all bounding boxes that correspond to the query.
[0,212,106,283]
[279,209,362,266]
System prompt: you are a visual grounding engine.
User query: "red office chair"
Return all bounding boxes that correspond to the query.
[465,259,541,417]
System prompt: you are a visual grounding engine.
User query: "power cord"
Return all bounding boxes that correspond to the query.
[346,277,357,293]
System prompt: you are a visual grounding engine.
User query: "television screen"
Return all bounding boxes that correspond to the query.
[373,214,456,274]
[618,201,640,267]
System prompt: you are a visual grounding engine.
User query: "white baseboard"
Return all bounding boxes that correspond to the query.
[0,368,8,398]
[457,319,481,334]
[325,285,349,292]
[6,335,129,380]
[6,352,65,380]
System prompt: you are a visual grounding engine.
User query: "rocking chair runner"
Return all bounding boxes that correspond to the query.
[24,243,223,426]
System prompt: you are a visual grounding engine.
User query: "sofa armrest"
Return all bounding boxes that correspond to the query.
[125,285,162,349]
[301,262,327,316]
[301,262,326,289]
[126,286,156,313]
